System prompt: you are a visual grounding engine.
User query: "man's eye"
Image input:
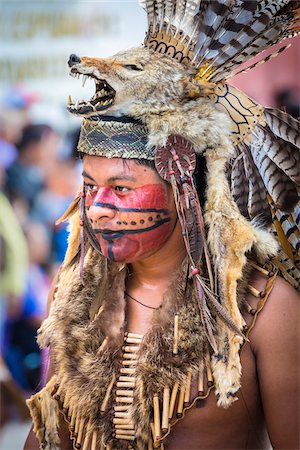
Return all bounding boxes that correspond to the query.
[85,184,98,195]
[114,186,129,193]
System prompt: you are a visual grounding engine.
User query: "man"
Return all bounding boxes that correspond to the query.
[25,1,300,449]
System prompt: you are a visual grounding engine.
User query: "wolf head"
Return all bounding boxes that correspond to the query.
[67,47,215,120]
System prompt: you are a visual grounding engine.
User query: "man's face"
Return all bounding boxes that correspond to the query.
[83,155,177,262]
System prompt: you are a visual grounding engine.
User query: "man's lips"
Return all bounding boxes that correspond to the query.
[95,229,125,240]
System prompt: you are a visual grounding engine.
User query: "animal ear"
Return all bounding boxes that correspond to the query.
[182,74,216,99]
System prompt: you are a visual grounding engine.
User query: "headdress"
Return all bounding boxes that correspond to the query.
[63,0,300,403]
[27,2,300,449]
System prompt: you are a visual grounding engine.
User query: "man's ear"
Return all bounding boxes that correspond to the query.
[182,72,216,99]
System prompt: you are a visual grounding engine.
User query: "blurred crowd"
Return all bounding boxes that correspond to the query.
[0,85,81,426]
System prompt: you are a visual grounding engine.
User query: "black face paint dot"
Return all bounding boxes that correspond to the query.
[123,221,128,225]
[117,221,122,225]
[156,214,161,220]
[148,216,153,222]
[131,221,136,226]
[140,219,145,224]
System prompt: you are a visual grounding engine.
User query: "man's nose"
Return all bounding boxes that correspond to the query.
[68,54,81,67]
[86,194,116,225]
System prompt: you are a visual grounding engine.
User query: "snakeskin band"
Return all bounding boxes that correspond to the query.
[78,117,155,160]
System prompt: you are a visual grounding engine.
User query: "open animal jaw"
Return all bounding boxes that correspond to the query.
[67,68,116,117]
[66,48,203,119]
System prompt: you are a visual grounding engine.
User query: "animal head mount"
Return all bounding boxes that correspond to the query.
[67,47,216,120]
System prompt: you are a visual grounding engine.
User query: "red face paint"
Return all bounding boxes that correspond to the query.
[85,183,175,262]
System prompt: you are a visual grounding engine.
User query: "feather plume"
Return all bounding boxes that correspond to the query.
[264,108,300,148]
[274,209,300,253]
[230,151,250,218]
[196,275,246,339]
[250,133,298,211]
[255,124,300,187]
[241,144,272,223]
[230,43,291,78]
[185,188,203,264]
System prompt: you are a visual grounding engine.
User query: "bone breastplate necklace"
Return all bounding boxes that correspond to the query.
[113,332,143,441]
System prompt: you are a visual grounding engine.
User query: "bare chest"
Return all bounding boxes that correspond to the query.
[164,343,271,449]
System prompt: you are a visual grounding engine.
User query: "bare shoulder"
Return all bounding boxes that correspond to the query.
[246,271,300,354]
[245,271,300,448]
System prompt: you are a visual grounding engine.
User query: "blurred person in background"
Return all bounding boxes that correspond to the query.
[5,123,60,216]
[0,158,29,425]
[0,108,24,172]
[275,87,300,119]
[4,221,51,393]
[1,84,38,129]
[32,156,80,270]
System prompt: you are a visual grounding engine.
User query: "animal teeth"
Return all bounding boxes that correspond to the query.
[82,75,88,87]
[75,100,79,109]
[103,100,109,105]
[68,95,73,106]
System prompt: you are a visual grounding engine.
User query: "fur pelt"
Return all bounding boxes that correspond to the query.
[27,206,276,449]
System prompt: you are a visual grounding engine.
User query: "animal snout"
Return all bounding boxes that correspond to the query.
[68,54,81,67]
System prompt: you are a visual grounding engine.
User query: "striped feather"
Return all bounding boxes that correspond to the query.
[229,43,291,78]
[272,248,300,289]
[274,209,300,253]
[180,0,201,32]
[255,124,300,187]
[250,137,298,211]
[292,199,300,228]
[211,19,291,80]
[264,108,300,148]
[241,144,272,223]
[198,1,294,75]
[195,0,234,61]
[230,151,250,218]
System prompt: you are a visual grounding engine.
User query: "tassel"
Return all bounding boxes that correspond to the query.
[162,387,170,433]
[206,354,214,387]
[168,382,179,420]
[76,418,85,448]
[91,430,98,450]
[153,394,161,440]
[82,422,92,450]
[194,274,217,352]
[100,374,116,414]
[79,189,86,285]
[198,360,204,396]
[184,369,193,405]
[173,315,179,355]
[176,382,185,418]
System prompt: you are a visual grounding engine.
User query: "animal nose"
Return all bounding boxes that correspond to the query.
[68,54,81,67]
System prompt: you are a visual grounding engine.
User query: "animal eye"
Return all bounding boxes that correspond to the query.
[124,64,143,71]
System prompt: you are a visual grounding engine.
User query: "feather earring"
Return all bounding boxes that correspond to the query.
[156,136,244,351]
[79,188,86,285]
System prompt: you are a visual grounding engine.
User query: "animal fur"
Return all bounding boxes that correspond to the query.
[27,207,277,448]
